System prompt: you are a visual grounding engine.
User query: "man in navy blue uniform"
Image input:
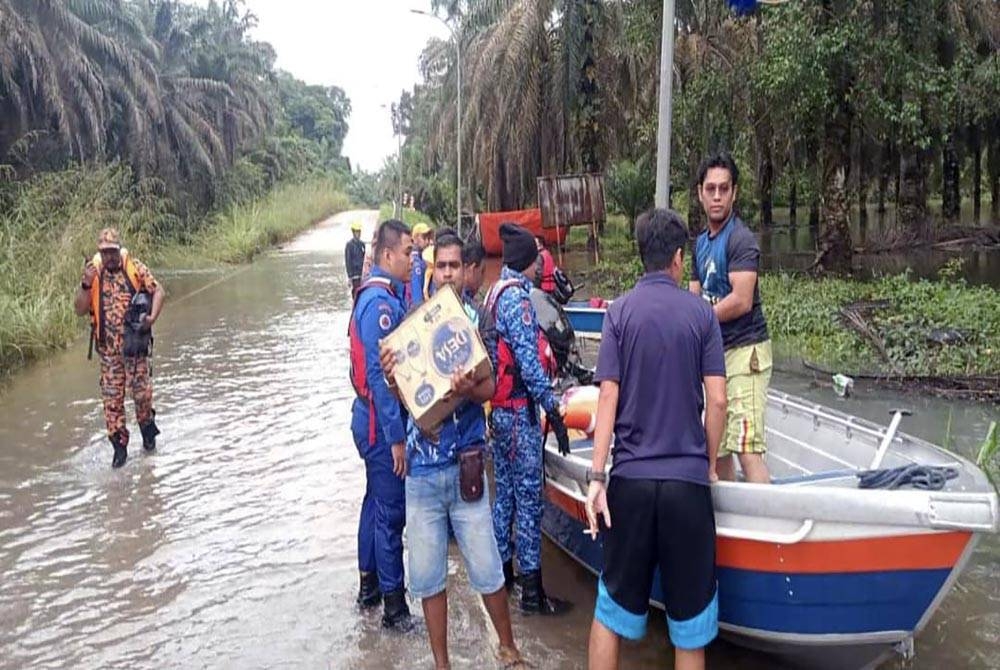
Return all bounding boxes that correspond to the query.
[486,223,571,615]
[349,219,413,629]
[586,209,727,670]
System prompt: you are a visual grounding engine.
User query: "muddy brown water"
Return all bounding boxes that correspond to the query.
[0,211,996,669]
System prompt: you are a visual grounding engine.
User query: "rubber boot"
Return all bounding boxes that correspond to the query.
[110,430,129,469]
[502,559,516,592]
[140,412,160,453]
[356,571,382,609]
[518,570,571,616]
[381,589,412,631]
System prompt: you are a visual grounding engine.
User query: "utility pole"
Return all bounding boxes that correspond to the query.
[654,0,676,209]
[393,100,403,219]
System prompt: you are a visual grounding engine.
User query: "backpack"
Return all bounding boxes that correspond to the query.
[550,267,575,305]
[482,279,557,409]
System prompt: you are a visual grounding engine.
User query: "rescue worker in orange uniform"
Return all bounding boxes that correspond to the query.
[74,228,165,469]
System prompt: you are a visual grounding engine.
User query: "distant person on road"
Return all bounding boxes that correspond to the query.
[484,223,571,616]
[74,228,165,469]
[348,219,413,630]
[689,152,772,484]
[345,220,366,297]
[381,233,526,669]
[408,222,432,308]
[586,208,726,670]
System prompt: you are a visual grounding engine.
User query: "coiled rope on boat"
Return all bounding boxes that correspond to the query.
[857,464,959,491]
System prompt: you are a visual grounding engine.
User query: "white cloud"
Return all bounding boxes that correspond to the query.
[196,0,449,172]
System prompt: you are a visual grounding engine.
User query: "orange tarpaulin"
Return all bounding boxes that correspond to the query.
[478,208,568,257]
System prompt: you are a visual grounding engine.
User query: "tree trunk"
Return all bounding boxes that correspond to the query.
[813,4,853,274]
[988,118,1000,222]
[687,148,704,236]
[856,135,868,227]
[899,147,931,238]
[970,124,982,223]
[941,126,961,222]
[789,177,797,226]
[756,136,774,228]
[877,141,892,213]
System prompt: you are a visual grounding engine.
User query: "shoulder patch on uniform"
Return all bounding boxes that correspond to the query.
[378,312,392,331]
[521,298,533,326]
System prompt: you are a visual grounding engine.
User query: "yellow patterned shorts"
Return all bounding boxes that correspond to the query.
[721,340,772,456]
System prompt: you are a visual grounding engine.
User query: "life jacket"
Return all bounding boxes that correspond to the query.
[89,249,143,346]
[482,279,557,410]
[538,249,557,292]
[537,249,574,304]
[348,276,396,445]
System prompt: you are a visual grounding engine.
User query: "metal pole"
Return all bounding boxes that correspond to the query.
[455,32,462,237]
[397,104,403,218]
[654,0,675,209]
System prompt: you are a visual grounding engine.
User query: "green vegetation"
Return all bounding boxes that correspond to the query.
[0,0,356,376]
[389,1,998,265]
[0,166,349,376]
[573,223,999,379]
[377,204,436,229]
[196,179,349,264]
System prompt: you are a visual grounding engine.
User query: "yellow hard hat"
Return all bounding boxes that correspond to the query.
[412,223,431,236]
[350,220,362,232]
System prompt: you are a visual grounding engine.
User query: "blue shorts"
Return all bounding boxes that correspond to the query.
[406,463,505,599]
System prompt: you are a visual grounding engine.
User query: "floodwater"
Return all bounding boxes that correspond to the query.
[0,211,996,669]
[759,204,1000,289]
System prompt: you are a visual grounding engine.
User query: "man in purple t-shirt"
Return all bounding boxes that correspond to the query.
[585,209,727,670]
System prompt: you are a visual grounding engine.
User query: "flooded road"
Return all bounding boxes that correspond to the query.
[0,210,996,669]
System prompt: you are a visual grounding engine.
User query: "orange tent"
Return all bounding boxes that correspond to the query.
[478,208,568,256]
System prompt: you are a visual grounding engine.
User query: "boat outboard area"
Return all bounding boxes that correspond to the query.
[542,343,997,669]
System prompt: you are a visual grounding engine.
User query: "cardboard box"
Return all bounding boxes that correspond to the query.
[381,285,493,432]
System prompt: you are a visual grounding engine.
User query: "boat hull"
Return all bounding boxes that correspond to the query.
[564,304,605,336]
[542,479,979,669]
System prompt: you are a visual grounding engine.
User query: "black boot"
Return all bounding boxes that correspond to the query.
[356,571,381,609]
[519,570,571,616]
[381,589,413,631]
[140,413,160,453]
[503,560,517,592]
[110,431,129,469]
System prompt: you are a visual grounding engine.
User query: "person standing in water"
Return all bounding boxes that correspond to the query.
[74,228,165,469]
[382,233,526,669]
[348,219,414,630]
[345,220,366,298]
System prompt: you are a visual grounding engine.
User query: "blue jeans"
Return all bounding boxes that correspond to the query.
[406,463,505,599]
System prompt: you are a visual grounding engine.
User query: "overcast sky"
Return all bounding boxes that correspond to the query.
[201,0,449,172]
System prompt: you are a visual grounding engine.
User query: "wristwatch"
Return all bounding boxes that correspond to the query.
[585,468,607,484]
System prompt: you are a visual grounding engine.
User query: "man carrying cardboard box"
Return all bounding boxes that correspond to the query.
[381,233,526,669]
[484,223,572,616]
[348,218,413,630]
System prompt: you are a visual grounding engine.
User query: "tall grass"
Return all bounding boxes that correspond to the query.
[0,166,350,376]
[196,178,349,264]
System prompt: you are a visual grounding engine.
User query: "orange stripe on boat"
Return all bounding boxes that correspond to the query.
[546,484,589,524]
[717,531,971,573]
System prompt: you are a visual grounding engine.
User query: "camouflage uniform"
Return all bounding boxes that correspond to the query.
[489,266,559,574]
[96,261,158,448]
